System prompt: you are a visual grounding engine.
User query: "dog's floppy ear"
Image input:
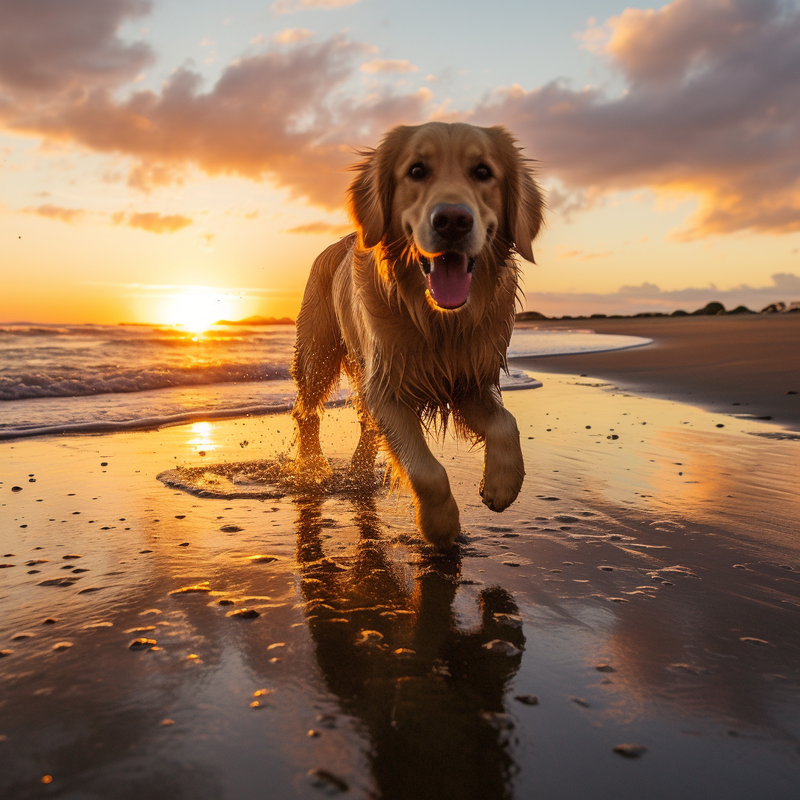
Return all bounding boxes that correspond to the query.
[490,126,545,263]
[512,167,544,263]
[347,128,408,249]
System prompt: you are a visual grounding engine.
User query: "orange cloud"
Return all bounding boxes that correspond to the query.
[122,212,193,234]
[283,220,352,235]
[23,205,86,223]
[273,28,315,44]
[556,248,612,262]
[360,59,418,74]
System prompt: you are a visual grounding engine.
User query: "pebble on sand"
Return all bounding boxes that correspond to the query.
[221,525,244,533]
[595,664,615,673]
[307,768,349,794]
[613,744,648,758]
[355,630,384,645]
[571,696,591,708]
[740,637,771,646]
[482,640,522,656]
[129,638,157,651]
[514,694,539,705]
[52,642,73,652]
[229,608,260,619]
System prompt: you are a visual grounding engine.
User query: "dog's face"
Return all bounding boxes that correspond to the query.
[349,122,543,310]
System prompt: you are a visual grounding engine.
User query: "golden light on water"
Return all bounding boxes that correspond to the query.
[165,288,236,333]
[188,421,217,452]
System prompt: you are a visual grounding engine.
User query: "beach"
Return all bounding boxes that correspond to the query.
[2,316,800,799]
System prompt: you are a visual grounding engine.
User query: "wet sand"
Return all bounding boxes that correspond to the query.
[2,341,800,798]
[515,315,800,431]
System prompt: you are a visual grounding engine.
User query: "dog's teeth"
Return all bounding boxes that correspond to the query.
[467,258,476,274]
[421,258,431,275]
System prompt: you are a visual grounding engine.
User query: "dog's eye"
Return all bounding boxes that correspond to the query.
[474,164,493,181]
[408,162,427,180]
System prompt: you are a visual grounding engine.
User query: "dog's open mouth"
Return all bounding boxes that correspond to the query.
[420,252,476,309]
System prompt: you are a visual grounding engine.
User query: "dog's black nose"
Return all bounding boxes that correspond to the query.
[430,203,474,242]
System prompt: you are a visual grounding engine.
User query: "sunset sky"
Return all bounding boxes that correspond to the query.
[2,0,799,324]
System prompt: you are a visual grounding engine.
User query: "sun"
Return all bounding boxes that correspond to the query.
[165,288,235,333]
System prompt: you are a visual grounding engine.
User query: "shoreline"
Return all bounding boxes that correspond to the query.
[514,315,800,432]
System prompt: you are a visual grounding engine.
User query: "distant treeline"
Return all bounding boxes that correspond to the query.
[517,300,800,323]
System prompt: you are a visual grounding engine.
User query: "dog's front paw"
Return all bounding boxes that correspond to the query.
[480,461,524,512]
[416,493,461,550]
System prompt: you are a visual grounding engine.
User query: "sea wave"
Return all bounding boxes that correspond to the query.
[0,362,291,401]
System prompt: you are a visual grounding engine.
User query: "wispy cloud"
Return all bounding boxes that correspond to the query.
[120,212,193,234]
[283,220,352,235]
[556,248,612,262]
[23,205,86,224]
[360,58,418,74]
[272,28,316,44]
[271,0,362,16]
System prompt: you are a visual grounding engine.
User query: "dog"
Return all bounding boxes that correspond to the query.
[291,122,544,549]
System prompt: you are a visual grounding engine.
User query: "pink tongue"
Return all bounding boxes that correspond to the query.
[427,252,472,309]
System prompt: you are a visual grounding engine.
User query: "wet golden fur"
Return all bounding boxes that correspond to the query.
[292,122,544,548]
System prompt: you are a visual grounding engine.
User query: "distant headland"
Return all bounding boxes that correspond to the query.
[516,300,800,323]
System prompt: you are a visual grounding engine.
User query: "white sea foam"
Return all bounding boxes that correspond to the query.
[0,323,648,440]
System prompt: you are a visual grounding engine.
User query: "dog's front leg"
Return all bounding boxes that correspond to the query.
[456,386,524,512]
[371,397,461,549]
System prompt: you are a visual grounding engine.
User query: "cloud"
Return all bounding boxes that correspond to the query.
[0,0,153,93]
[525,272,800,317]
[283,220,352,235]
[5,0,798,244]
[556,248,612,262]
[472,0,800,239]
[23,204,85,223]
[118,212,193,233]
[0,26,430,208]
[360,58,418,74]
[271,0,361,15]
[273,28,315,44]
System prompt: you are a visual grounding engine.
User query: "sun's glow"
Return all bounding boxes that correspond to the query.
[165,288,236,333]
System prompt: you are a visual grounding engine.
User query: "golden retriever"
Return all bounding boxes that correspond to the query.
[291,122,544,549]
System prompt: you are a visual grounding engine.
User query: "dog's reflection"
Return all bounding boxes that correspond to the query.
[295,492,526,800]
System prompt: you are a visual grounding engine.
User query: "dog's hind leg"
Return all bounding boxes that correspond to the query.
[455,386,524,512]
[291,238,351,474]
[342,355,381,483]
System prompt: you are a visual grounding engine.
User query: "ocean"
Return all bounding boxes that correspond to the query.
[0,323,650,440]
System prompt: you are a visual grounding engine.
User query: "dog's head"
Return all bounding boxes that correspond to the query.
[348,122,544,310]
